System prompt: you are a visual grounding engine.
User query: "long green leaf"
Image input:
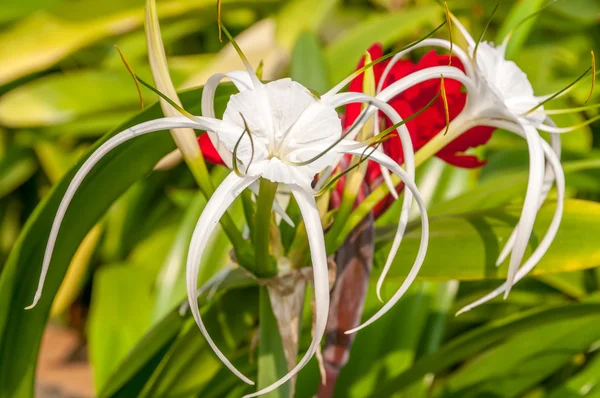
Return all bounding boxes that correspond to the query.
[0,85,234,398]
[377,199,600,282]
[372,302,600,395]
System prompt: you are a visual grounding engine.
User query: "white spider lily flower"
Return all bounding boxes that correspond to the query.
[26,58,430,396]
[344,14,567,307]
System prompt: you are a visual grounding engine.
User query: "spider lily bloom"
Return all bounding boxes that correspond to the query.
[26,48,430,396]
[355,13,568,309]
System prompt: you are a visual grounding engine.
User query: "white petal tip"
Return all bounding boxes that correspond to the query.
[282,215,295,228]
[375,291,385,304]
[24,304,35,310]
[455,308,468,317]
[390,189,399,200]
[344,326,361,335]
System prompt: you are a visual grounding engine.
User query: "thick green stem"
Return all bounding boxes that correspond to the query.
[254,178,278,277]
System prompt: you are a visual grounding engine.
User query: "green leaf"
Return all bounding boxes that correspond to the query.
[88,264,157,389]
[429,158,600,218]
[441,314,600,397]
[372,302,600,396]
[257,287,290,398]
[377,199,600,282]
[140,287,258,397]
[324,6,440,84]
[290,31,330,95]
[496,0,545,59]
[99,268,256,397]
[0,69,165,128]
[0,0,280,85]
[0,148,37,199]
[0,85,235,398]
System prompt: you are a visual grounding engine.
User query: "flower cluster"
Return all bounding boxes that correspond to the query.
[28,4,592,397]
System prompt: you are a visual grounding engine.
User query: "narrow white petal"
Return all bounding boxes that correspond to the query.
[330,93,418,301]
[456,132,564,315]
[243,185,329,398]
[26,116,218,309]
[339,145,429,334]
[377,39,474,94]
[186,172,257,385]
[504,122,546,296]
[449,14,477,49]
[495,131,561,266]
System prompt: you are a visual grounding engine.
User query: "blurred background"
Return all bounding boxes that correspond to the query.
[1,0,600,397]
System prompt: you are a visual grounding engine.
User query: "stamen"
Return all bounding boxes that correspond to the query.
[114,46,144,109]
[440,75,450,135]
[217,0,223,42]
[239,113,256,172]
[524,65,593,115]
[232,114,255,176]
[134,74,196,120]
[586,51,596,104]
[220,25,260,85]
[445,2,453,66]
[315,144,382,195]
[545,103,600,115]
[473,0,503,63]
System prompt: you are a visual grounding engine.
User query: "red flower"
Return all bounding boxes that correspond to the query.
[336,44,495,216]
[198,134,225,165]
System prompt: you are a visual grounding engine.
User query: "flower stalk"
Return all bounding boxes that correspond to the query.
[254,179,278,278]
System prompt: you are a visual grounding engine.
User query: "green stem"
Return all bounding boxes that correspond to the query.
[254,178,278,277]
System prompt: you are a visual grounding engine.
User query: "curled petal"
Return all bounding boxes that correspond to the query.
[201,71,255,167]
[243,185,329,397]
[186,172,258,385]
[26,116,223,309]
[338,144,429,334]
[457,120,564,315]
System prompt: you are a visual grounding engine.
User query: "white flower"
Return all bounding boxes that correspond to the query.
[26,58,430,395]
[341,13,567,311]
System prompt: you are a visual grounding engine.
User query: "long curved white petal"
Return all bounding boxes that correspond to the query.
[339,145,429,334]
[456,127,565,315]
[496,129,561,266]
[329,93,414,300]
[186,172,257,385]
[503,122,546,296]
[449,14,476,49]
[243,185,329,398]
[201,71,254,167]
[378,39,474,94]
[26,116,222,309]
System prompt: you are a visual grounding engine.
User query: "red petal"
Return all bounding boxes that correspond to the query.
[197,134,224,165]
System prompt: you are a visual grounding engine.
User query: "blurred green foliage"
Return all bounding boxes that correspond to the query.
[1,0,600,397]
